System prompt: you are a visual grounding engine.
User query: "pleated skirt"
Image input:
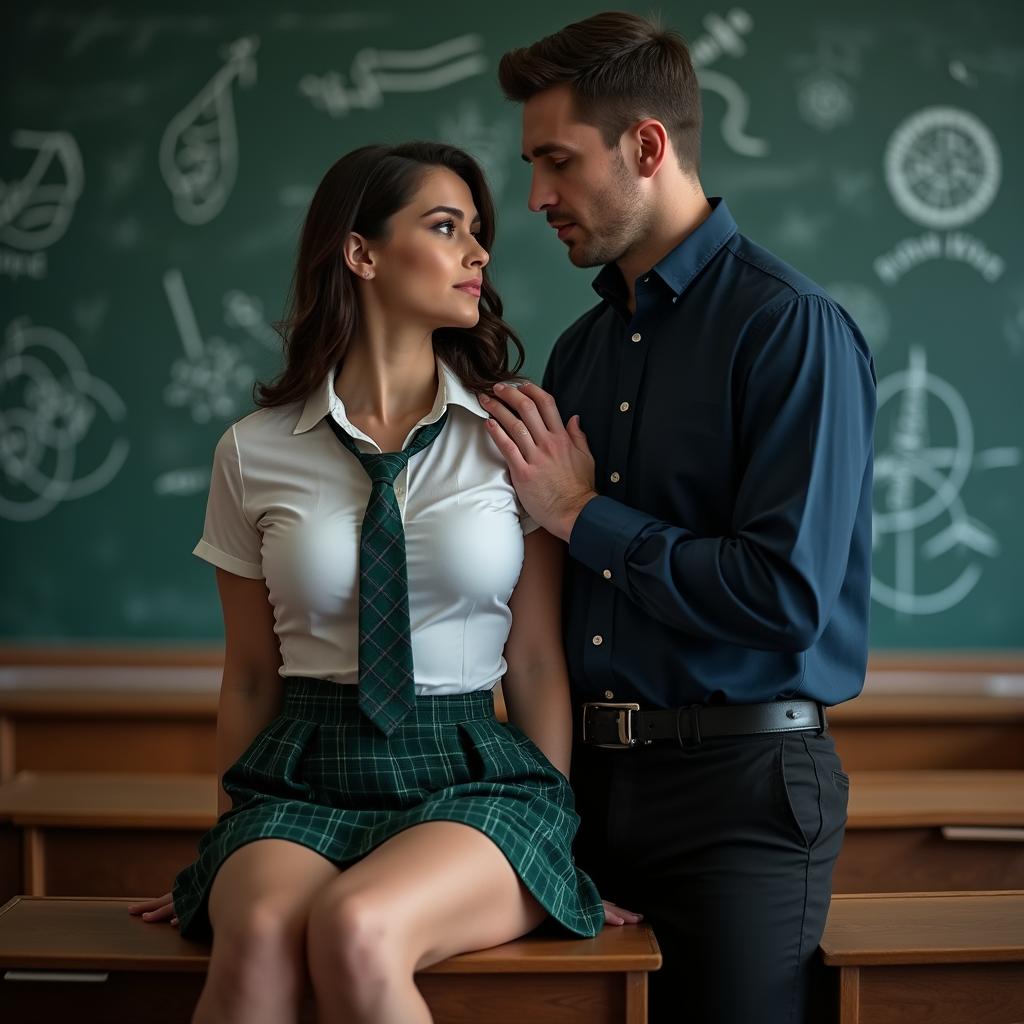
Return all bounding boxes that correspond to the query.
[172,677,605,942]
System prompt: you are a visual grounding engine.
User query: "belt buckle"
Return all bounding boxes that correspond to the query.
[582,702,641,749]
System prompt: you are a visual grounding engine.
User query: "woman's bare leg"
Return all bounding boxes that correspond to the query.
[191,838,340,1024]
[306,821,548,1024]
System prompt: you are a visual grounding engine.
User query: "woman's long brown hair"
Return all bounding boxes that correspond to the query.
[256,141,526,408]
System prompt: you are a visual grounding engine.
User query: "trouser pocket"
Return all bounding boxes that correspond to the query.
[778,733,824,849]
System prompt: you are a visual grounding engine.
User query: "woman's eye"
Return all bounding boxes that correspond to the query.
[436,219,457,236]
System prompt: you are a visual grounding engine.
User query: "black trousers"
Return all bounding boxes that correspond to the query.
[570,721,849,1024]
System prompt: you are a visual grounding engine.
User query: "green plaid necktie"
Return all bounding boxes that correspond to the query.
[326,411,448,735]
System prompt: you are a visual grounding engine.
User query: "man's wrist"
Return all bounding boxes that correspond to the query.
[554,490,598,543]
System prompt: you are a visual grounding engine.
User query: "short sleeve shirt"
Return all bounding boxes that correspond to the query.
[193,357,540,695]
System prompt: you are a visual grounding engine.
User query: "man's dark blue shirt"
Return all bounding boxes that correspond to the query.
[544,198,877,709]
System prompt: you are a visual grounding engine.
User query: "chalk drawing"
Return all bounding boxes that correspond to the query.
[689,9,767,158]
[884,107,1001,230]
[162,268,255,424]
[0,130,84,277]
[298,35,486,118]
[223,290,281,351]
[438,101,514,198]
[948,60,978,87]
[690,8,753,67]
[871,346,1019,615]
[697,69,768,158]
[0,317,129,522]
[159,36,258,226]
[790,30,872,133]
[797,72,854,131]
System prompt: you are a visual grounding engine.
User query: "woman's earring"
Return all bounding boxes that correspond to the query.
[363,271,372,279]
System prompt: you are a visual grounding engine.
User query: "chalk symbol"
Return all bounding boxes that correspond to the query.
[162,268,255,424]
[438,101,513,197]
[797,72,854,131]
[298,35,486,118]
[0,130,84,251]
[160,36,259,226]
[690,8,767,158]
[0,318,128,522]
[884,106,1001,230]
[871,346,1019,615]
[223,290,282,351]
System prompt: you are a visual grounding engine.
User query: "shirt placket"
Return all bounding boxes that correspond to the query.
[581,282,654,701]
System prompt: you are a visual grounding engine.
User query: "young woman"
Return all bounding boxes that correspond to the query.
[128,141,639,1024]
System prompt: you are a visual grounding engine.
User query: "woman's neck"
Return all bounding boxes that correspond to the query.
[334,318,438,427]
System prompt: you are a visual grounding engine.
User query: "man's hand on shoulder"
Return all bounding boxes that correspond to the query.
[480,381,598,542]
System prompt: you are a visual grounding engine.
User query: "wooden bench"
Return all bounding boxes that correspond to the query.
[0,896,661,1024]
[835,770,1024,893]
[820,890,1024,1023]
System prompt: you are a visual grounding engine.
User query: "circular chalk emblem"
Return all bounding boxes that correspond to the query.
[884,106,1001,229]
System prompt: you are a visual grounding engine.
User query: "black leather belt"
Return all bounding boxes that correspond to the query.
[581,699,826,749]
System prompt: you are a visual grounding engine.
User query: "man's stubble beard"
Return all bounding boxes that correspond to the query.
[569,156,650,269]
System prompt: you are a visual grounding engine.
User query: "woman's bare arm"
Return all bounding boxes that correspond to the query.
[214,567,285,815]
[501,528,573,778]
[129,567,281,925]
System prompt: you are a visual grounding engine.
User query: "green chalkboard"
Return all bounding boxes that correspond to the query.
[2,1,1021,648]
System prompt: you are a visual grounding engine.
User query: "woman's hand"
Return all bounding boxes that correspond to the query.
[603,899,643,926]
[127,892,178,928]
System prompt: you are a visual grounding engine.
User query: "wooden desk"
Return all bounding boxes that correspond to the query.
[0,896,661,1024]
[0,772,214,904]
[0,681,508,780]
[4,765,1023,901]
[829,694,1024,770]
[0,689,219,781]
[835,771,1024,893]
[820,891,1024,1024]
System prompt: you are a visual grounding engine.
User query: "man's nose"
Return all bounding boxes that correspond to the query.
[528,172,557,214]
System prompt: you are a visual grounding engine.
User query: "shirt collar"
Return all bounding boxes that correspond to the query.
[292,354,488,436]
[592,196,738,303]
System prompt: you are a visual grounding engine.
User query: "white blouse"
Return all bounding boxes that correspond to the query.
[194,357,540,695]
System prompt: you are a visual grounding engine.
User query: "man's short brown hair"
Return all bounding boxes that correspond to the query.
[498,11,702,174]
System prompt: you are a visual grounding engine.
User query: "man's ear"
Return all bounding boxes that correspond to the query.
[342,231,376,279]
[631,119,669,180]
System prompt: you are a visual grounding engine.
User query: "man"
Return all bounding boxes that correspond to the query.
[480,12,876,1024]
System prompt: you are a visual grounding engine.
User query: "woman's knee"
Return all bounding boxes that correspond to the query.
[208,899,307,1001]
[306,889,405,988]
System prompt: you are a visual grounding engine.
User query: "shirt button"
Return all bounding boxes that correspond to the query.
[604,690,615,700]
[642,275,649,283]
[610,471,621,483]
[592,634,603,646]
[631,332,642,343]
[602,569,612,579]
[619,401,630,412]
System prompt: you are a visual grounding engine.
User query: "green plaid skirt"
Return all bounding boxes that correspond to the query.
[172,677,604,942]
